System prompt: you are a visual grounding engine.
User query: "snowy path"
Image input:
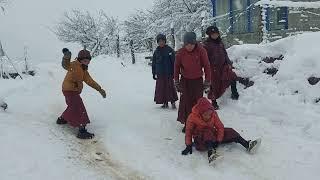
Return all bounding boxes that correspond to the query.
[0,62,146,180]
[88,56,320,180]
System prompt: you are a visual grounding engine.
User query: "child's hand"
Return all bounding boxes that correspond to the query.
[62,48,70,54]
[99,89,107,98]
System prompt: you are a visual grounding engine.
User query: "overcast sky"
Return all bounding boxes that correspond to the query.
[0,0,153,64]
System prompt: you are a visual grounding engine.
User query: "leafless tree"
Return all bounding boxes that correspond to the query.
[55,10,119,57]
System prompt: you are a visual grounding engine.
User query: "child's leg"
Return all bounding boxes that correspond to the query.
[77,125,94,139]
[221,128,249,149]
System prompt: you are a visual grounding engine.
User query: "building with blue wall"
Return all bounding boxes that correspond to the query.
[210,0,320,45]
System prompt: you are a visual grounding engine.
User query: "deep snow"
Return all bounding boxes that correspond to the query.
[1,32,320,180]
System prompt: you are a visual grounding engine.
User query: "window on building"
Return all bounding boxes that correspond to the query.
[230,0,247,34]
[277,7,288,29]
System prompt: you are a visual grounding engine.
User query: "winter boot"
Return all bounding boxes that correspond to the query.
[212,100,219,110]
[231,80,239,100]
[208,148,220,163]
[247,138,262,154]
[182,125,186,133]
[161,102,169,109]
[171,102,177,109]
[56,117,67,125]
[77,126,95,139]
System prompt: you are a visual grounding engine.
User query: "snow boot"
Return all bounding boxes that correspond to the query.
[208,148,220,163]
[231,81,239,100]
[212,100,219,110]
[161,102,169,109]
[171,102,177,109]
[77,127,95,139]
[56,117,67,125]
[182,125,186,133]
[0,102,8,110]
[247,138,262,154]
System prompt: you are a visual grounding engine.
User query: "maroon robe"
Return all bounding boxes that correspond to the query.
[203,39,237,100]
[154,75,178,104]
[61,91,90,127]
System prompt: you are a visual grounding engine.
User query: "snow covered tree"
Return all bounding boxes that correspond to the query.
[150,0,211,35]
[55,10,119,57]
[125,0,213,50]
[123,10,154,52]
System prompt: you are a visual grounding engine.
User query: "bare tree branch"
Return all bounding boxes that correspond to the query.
[54,9,119,57]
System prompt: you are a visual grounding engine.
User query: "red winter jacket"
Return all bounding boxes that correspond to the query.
[174,43,211,82]
[185,102,225,146]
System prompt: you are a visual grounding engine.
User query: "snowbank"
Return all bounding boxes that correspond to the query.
[229,32,320,103]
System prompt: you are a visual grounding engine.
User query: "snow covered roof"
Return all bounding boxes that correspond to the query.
[255,0,320,9]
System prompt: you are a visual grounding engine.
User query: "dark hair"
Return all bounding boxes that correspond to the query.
[156,34,167,43]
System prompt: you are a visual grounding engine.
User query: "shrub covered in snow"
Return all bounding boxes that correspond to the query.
[55,10,119,57]
[229,32,320,103]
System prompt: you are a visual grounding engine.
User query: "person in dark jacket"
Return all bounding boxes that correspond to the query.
[174,32,211,133]
[152,34,178,109]
[203,26,239,110]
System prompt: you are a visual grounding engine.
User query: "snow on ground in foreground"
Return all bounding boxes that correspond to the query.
[1,32,320,180]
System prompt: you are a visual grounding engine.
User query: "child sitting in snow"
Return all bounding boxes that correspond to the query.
[181,97,261,163]
[57,48,106,139]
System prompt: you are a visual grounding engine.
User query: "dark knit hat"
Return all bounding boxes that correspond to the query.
[196,97,214,114]
[156,34,166,43]
[206,26,220,35]
[77,49,91,60]
[183,32,197,45]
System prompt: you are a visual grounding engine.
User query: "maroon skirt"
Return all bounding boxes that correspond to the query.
[208,64,237,100]
[61,91,90,127]
[194,128,240,151]
[154,75,178,104]
[177,77,204,124]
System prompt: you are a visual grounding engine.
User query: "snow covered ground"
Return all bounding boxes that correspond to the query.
[1,32,320,180]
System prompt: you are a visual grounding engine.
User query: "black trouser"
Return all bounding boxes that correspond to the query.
[205,134,249,150]
[230,80,238,94]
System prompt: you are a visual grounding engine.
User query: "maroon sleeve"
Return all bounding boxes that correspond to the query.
[200,47,211,82]
[203,42,209,53]
[223,44,232,65]
[174,51,182,81]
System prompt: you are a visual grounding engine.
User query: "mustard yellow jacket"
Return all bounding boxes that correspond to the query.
[61,56,101,93]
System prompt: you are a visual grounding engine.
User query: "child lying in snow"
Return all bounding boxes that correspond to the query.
[181,97,261,163]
